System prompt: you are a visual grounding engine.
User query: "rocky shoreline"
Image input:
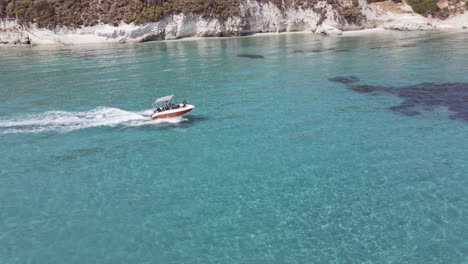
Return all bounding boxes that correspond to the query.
[1,0,467,46]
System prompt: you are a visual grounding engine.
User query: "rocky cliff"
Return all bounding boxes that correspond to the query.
[0,0,467,45]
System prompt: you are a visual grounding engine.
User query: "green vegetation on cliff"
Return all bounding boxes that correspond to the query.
[0,0,362,28]
[0,0,243,28]
[407,0,440,15]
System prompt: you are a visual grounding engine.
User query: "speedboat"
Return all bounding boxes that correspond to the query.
[151,95,195,119]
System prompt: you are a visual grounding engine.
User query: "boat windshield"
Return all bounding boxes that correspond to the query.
[153,95,182,113]
[154,95,174,104]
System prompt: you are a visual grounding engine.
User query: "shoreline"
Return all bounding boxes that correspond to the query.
[2,18,468,47]
[1,26,468,47]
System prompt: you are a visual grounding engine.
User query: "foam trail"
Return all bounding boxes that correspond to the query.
[0,107,186,134]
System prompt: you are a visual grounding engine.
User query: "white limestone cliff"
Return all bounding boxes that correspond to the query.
[0,19,31,44]
[0,0,358,45]
[1,0,467,45]
[366,0,468,31]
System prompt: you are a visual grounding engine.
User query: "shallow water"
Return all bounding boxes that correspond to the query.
[1,31,468,263]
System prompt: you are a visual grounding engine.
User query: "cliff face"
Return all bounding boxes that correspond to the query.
[0,0,364,28]
[366,0,468,30]
[0,0,467,45]
[0,0,364,44]
[0,17,30,44]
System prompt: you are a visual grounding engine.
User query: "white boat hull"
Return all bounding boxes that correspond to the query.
[151,104,194,119]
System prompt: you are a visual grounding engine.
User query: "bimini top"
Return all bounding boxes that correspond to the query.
[154,95,174,104]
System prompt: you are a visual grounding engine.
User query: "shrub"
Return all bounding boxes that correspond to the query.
[407,0,440,15]
[32,0,55,27]
[0,0,8,17]
[343,7,363,23]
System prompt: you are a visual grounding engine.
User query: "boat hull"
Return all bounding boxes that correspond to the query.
[151,104,194,119]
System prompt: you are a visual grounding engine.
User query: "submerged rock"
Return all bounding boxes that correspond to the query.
[330,77,468,122]
[237,54,265,59]
[400,44,417,48]
[293,48,350,54]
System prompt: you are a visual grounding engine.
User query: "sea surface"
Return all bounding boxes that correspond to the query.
[1,31,467,263]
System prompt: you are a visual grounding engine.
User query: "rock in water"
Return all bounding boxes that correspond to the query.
[237,54,265,59]
[315,24,343,36]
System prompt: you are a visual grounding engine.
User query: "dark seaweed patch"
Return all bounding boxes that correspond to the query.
[400,44,417,48]
[293,49,319,53]
[73,54,96,60]
[368,44,416,50]
[237,54,265,59]
[350,84,391,93]
[328,76,360,84]
[293,48,350,54]
[330,77,468,122]
[310,49,334,53]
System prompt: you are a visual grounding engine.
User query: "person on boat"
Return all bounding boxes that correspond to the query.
[183,100,187,107]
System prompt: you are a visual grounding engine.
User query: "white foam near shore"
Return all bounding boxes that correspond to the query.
[0,107,187,134]
[250,31,310,37]
[341,28,388,36]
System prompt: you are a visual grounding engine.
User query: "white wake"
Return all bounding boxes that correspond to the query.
[0,107,187,134]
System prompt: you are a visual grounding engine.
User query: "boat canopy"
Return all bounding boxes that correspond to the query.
[154,95,174,104]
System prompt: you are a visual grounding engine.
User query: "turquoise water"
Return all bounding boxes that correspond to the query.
[1,31,468,263]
